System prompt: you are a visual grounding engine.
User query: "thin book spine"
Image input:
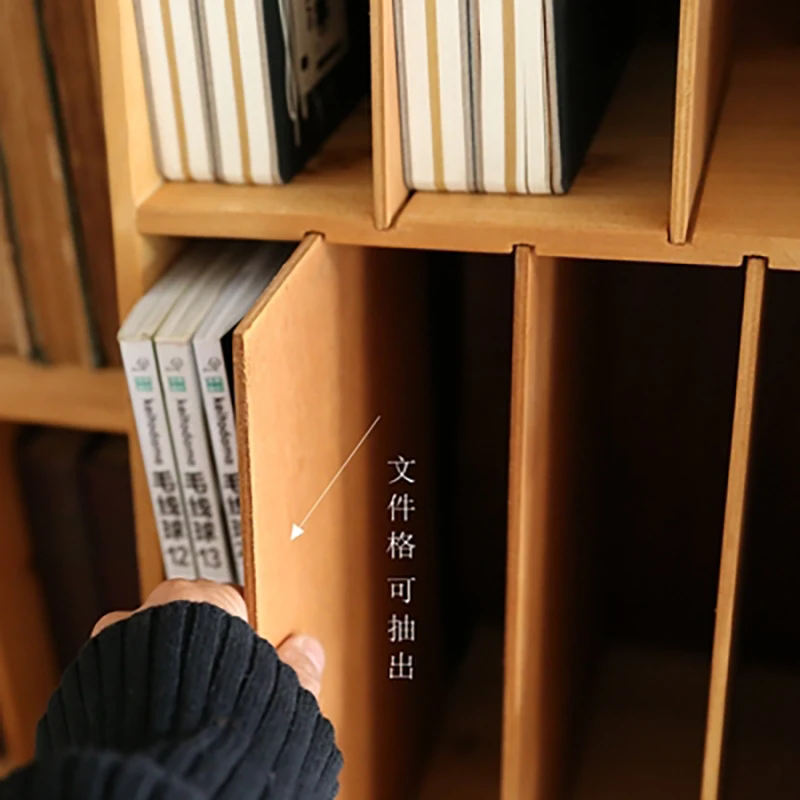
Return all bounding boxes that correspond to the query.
[194,336,244,584]
[120,339,198,579]
[157,340,235,583]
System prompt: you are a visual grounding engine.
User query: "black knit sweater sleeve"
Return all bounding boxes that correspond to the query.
[0,602,343,800]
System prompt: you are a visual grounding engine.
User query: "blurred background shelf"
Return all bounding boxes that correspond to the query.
[0,358,128,432]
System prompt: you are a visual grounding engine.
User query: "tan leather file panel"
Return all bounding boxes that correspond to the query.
[235,235,441,800]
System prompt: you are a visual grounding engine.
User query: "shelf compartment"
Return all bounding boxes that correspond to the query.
[417,626,503,800]
[505,251,749,800]
[692,34,800,267]
[395,42,680,262]
[138,102,377,246]
[720,267,800,798]
[0,358,129,432]
[235,241,514,800]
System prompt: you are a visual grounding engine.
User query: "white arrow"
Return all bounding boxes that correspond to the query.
[290,415,382,540]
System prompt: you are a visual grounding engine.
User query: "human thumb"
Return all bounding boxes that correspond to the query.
[277,634,326,702]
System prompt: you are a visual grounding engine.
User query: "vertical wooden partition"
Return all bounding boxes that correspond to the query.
[671,0,735,243]
[699,257,766,800]
[502,248,594,800]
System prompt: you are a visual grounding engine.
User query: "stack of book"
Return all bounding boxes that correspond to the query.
[135,0,366,184]
[16,429,140,670]
[119,240,292,583]
[394,0,639,194]
[0,0,119,366]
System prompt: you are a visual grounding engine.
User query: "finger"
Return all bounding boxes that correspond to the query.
[91,610,132,638]
[140,579,249,623]
[277,635,325,702]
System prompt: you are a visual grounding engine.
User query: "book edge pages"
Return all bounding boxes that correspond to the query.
[467,0,486,192]
[435,0,471,192]
[516,0,550,194]
[393,0,415,191]
[237,0,280,184]
[476,0,506,193]
[133,0,170,179]
[134,0,186,180]
[197,0,246,183]
[543,0,563,193]
[395,0,436,191]
[196,0,224,177]
[155,243,254,341]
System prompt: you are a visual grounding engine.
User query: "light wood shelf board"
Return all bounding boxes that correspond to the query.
[693,48,800,270]
[0,358,129,432]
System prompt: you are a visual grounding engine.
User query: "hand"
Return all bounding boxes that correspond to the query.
[91,579,326,701]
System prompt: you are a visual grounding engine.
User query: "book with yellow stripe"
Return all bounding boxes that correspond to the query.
[197,0,359,185]
[394,0,475,192]
[134,0,216,181]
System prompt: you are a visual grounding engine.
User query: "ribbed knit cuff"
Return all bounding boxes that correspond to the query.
[33,601,342,799]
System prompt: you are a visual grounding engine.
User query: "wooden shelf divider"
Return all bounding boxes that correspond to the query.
[670,0,734,244]
[699,257,766,800]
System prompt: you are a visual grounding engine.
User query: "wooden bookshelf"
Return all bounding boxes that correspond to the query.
[0,0,792,792]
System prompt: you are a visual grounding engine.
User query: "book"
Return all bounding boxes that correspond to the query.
[0,149,31,358]
[394,0,475,192]
[155,242,257,583]
[193,242,291,582]
[39,0,121,366]
[195,0,362,184]
[119,243,225,581]
[134,0,216,181]
[80,436,141,614]
[0,0,96,363]
[16,428,102,670]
